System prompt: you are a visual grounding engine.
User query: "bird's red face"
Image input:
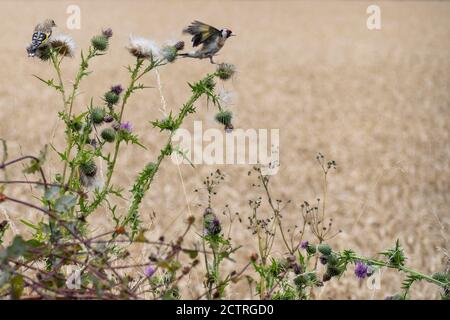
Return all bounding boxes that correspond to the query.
[221,29,234,38]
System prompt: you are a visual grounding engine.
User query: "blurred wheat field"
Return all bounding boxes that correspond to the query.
[0,0,449,299]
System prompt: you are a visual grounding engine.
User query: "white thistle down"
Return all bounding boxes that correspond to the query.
[217,88,235,109]
[127,35,161,59]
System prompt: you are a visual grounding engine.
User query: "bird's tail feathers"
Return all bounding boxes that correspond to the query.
[27,45,37,57]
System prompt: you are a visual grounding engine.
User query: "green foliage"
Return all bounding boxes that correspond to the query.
[380,239,406,267]
[0,26,445,301]
[23,145,48,174]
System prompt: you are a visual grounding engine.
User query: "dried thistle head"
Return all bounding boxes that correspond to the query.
[49,34,76,57]
[127,35,160,59]
[216,63,236,80]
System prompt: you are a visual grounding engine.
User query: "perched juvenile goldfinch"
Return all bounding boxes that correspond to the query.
[27,19,56,57]
[179,21,235,64]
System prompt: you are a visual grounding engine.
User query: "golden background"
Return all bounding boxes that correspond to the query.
[0,0,449,299]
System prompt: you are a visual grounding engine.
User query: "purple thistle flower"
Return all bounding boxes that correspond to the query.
[111,85,123,95]
[204,217,221,236]
[354,261,368,279]
[102,28,113,38]
[120,121,133,133]
[145,265,155,278]
[300,240,309,249]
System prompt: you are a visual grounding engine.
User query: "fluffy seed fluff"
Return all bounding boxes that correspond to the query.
[49,34,76,57]
[79,161,104,190]
[216,63,236,80]
[127,35,161,59]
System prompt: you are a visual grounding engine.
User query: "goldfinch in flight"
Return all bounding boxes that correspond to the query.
[179,21,235,64]
[27,19,56,57]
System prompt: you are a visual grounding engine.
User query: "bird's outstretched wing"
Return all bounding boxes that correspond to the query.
[183,21,220,47]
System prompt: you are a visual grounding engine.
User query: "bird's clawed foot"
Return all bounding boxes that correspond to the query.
[209,54,220,64]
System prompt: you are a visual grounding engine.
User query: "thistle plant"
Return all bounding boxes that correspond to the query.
[246,155,449,300]
[196,170,243,300]
[0,22,447,300]
[0,24,236,299]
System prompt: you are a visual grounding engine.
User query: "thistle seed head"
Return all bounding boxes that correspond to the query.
[127,35,160,59]
[49,34,76,57]
[216,63,236,80]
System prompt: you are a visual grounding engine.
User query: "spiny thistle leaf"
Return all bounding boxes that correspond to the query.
[379,239,406,267]
[23,145,48,174]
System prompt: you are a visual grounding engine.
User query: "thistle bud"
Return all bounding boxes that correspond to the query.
[104,91,119,106]
[91,107,106,124]
[323,265,342,282]
[216,63,236,80]
[215,110,233,126]
[306,244,316,255]
[91,35,109,51]
[174,41,185,51]
[79,160,97,177]
[318,243,332,256]
[101,128,116,143]
[161,45,178,63]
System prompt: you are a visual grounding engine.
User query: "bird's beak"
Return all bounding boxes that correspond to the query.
[230,34,236,37]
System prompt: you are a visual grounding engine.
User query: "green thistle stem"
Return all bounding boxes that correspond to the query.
[62,47,99,186]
